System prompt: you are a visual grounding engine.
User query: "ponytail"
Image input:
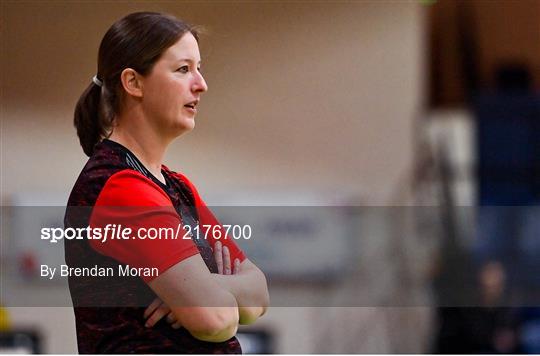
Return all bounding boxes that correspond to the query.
[73,82,104,157]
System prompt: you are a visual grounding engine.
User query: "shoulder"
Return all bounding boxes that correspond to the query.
[96,170,172,207]
[67,140,132,206]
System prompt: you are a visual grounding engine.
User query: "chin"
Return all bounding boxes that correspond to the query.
[173,120,195,136]
[183,118,196,131]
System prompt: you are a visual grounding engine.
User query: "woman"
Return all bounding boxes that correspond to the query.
[64,12,269,353]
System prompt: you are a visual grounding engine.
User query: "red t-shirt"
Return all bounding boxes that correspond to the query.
[64,139,244,354]
[89,169,245,282]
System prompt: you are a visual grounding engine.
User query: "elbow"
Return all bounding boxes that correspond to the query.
[258,271,270,317]
[262,285,270,312]
[185,307,239,343]
[239,280,270,325]
[239,306,264,325]
[256,287,270,319]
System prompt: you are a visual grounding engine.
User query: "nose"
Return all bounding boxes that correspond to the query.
[192,71,208,93]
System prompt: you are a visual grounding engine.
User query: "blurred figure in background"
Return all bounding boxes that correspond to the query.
[432,63,540,353]
[470,63,540,353]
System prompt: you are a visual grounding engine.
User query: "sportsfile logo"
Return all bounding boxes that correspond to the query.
[40,224,252,243]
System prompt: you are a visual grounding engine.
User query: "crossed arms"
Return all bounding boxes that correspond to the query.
[91,171,269,342]
[146,241,269,342]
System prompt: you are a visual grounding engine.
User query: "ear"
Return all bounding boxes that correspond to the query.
[120,68,143,98]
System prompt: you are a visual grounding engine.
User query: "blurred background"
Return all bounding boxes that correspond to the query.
[2,0,540,353]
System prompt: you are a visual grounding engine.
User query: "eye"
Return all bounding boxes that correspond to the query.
[177,65,189,73]
[197,67,203,74]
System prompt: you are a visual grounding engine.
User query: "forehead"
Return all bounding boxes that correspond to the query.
[160,32,201,63]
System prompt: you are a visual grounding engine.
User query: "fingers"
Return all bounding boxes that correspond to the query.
[144,298,180,330]
[143,297,163,319]
[214,241,238,275]
[145,303,171,328]
[223,246,231,275]
[214,241,223,274]
[165,311,179,328]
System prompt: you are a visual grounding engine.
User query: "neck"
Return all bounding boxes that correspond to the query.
[109,110,171,182]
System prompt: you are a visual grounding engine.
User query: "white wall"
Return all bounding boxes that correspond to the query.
[2,0,425,204]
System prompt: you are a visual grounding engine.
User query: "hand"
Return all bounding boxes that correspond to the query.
[143,241,240,328]
[214,241,241,275]
[143,297,181,329]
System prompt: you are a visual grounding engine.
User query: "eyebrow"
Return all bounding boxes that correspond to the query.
[176,58,202,65]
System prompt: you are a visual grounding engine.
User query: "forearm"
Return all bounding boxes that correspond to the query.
[212,267,269,324]
[147,255,241,340]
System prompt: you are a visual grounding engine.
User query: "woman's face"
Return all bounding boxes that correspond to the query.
[140,32,208,138]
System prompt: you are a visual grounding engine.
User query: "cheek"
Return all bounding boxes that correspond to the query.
[163,81,187,104]
[144,77,188,118]
[153,84,181,112]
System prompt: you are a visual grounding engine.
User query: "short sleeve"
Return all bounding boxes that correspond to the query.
[89,170,199,282]
[166,169,246,263]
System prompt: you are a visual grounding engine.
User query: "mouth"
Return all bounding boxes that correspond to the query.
[184,99,199,113]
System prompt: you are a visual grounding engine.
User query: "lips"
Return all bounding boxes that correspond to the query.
[184,106,196,114]
[184,99,199,109]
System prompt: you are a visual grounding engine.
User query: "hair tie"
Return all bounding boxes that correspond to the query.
[92,75,103,87]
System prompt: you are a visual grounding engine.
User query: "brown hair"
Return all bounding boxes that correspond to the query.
[74,12,199,156]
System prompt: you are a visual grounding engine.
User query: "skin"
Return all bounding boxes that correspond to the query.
[146,242,269,330]
[109,32,208,184]
[144,244,241,329]
[108,32,269,342]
